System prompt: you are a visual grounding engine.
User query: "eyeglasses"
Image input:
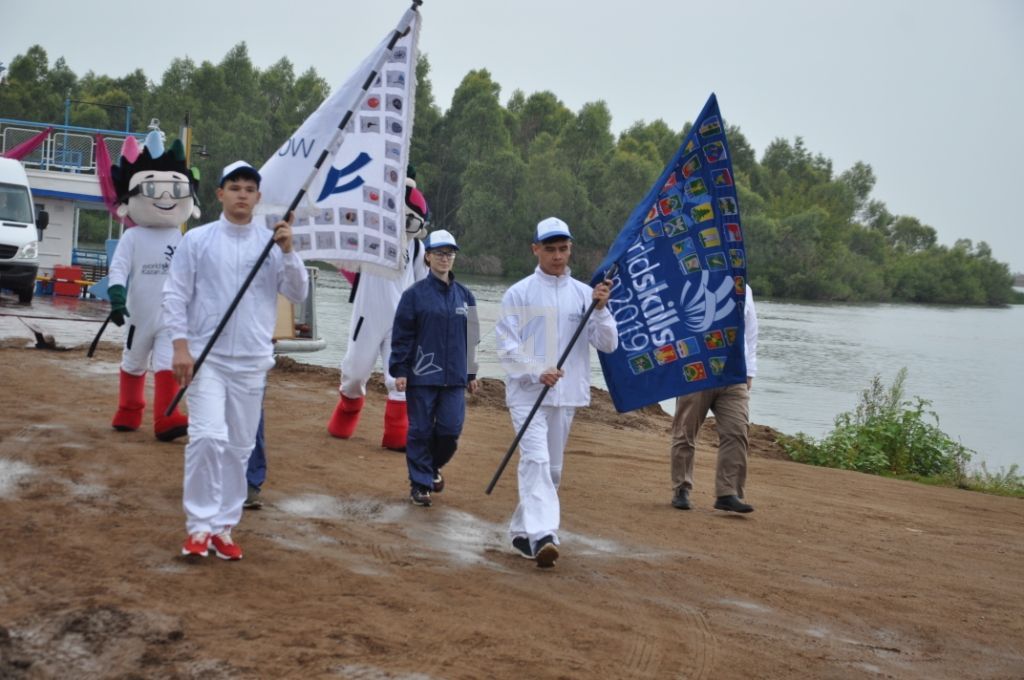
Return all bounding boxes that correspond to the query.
[430,250,457,260]
[128,180,193,199]
[406,213,425,233]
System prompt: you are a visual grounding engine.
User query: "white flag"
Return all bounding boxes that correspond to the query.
[257,7,420,278]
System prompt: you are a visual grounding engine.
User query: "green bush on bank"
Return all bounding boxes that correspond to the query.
[778,369,1023,497]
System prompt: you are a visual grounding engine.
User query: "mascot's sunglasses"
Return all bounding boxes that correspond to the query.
[406,213,425,233]
[127,180,194,200]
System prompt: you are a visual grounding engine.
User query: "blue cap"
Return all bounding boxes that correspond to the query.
[534,216,573,242]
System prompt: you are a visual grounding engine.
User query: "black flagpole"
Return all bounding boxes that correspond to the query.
[485,263,618,495]
[166,1,423,417]
[86,311,114,358]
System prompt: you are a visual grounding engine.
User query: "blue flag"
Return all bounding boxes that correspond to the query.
[590,94,748,413]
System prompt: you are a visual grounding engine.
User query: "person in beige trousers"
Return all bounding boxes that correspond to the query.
[670,284,759,513]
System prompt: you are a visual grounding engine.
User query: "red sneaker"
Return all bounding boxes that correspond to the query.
[181,532,210,558]
[210,533,243,561]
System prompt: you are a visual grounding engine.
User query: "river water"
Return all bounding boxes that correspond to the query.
[303,271,1023,473]
[2,273,1020,472]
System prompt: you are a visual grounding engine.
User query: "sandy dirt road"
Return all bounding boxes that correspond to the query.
[0,341,1022,679]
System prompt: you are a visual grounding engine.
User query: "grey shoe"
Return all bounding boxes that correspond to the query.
[714,495,754,513]
[243,485,263,510]
[671,488,691,510]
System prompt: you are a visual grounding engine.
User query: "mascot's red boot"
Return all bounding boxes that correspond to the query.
[381,398,409,451]
[112,369,146,431]
[327,394,364,439]
[153,370,189,441]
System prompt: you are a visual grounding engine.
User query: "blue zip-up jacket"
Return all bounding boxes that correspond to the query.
[390,272,479,387]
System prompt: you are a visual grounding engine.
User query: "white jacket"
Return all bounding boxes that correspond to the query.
[744,284,758,378]
[497,266,619,408]
[163,214,308,371]
[108,226,182,333]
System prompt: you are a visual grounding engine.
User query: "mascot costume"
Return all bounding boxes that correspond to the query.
[107,131,200,441]
[327,170,429,450]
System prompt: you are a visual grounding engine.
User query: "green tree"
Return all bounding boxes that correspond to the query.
[509,90,573,159]
[0,46,65,122]
[457,149,527,274]
[0,43,1018,305]
[427,69,512,235]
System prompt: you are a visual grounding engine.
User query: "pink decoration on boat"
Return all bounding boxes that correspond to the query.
[2,127,53,160]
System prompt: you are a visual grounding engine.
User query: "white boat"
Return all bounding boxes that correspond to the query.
[274,266,326,353]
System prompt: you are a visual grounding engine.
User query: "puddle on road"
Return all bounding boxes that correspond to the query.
[852,662,884,674]
[332,664,436,680]
[7,423,68,438]
[62,479,107,498]
[275,493,638,570]
[79,360,120,376]
[0,458,36,498]
[720,598,771,613]
[0,296,126,349]
[400,506,508,566]
[277,494,409,524]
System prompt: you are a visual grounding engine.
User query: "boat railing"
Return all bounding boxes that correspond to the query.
[0,118,145,175]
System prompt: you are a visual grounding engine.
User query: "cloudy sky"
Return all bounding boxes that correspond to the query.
[5,0,1022,271]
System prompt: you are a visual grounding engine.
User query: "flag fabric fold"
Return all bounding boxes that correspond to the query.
[257,7,421,278]
[590,94,749,413]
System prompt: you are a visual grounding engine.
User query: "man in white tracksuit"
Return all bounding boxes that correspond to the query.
[107,134,199,441]
[164,161,308,561]
[326,176,429,450]
[495,217,618,568]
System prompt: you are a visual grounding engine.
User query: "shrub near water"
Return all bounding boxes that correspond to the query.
[780,369,972,484]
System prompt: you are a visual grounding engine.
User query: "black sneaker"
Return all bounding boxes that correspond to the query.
[432,471,445,494]
[671,488,691,510]
[534,535,559,568]
[410,486,432,507]
[512,536,533,559]
[714,495,754,513]
[243,485,263,510]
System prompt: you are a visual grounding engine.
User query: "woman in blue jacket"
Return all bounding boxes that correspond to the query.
[390,229,480,506]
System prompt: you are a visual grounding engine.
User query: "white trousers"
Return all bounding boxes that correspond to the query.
[508,404,575,552]
[121,322,173,375]
[182,361,265,535]
[339,321,403,401]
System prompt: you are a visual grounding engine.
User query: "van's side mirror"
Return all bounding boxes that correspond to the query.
[36,210,49,231]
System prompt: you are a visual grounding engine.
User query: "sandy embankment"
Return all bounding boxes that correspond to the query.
[0,342,1021,679]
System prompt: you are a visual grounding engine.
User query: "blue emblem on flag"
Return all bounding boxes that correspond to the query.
[590,94,747,413]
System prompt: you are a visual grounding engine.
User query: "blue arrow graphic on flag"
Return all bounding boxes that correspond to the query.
[317,152,372,202]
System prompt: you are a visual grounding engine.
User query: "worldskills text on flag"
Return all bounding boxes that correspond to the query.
[256,8,420,278]
[590,94,748,413]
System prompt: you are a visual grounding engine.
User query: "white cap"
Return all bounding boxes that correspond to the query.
[424,229,459,251]
[535,216,572,242]
[219,160,261,187]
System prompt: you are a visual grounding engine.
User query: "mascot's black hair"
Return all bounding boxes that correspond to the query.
[111,139,200,204]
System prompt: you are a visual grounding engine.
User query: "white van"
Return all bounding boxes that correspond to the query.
[0,157,49,303]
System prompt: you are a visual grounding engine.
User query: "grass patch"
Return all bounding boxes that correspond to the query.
[778,368,1022,497]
